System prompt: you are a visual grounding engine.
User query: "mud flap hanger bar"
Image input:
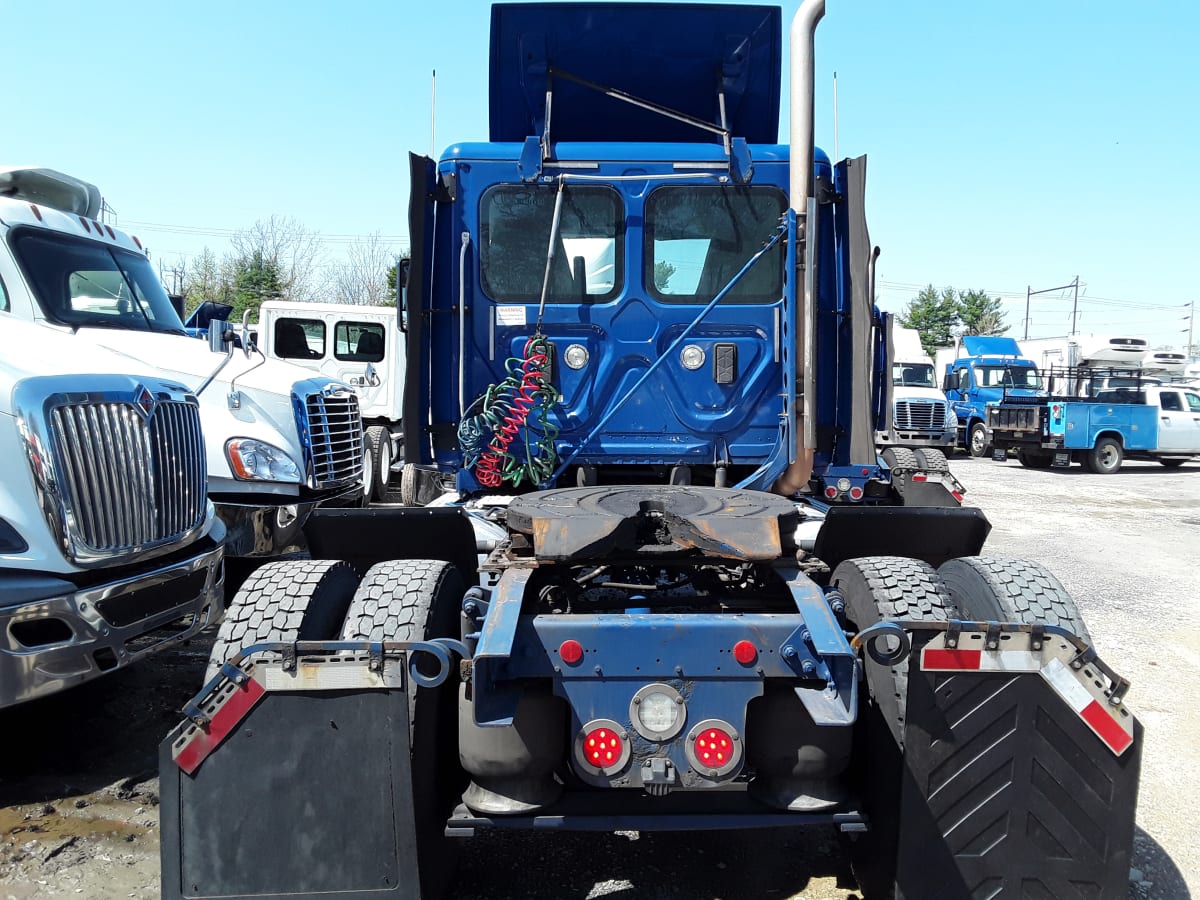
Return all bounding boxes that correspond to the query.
[852,619,1130,706]
[181,638,470,727]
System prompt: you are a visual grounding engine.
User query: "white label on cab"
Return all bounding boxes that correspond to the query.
[495,305,527,326]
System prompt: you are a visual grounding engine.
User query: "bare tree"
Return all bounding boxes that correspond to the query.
[229,215,326,302]
[330,232,398,306]
[182,247,229,313]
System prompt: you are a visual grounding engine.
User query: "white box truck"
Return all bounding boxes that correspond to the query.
[0,167,367,567]
[256,300,403,502]
[0,316,225,707]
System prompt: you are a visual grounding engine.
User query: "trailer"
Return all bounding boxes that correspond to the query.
[160,4,1143,898]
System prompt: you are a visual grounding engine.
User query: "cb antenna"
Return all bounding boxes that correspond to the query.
[430,69,437,158]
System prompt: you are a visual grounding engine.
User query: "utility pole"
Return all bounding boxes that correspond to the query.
[1185,300,1196,360]
[1023,277,1081,340]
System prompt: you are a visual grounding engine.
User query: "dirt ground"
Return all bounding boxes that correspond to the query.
[1,457,1196,899]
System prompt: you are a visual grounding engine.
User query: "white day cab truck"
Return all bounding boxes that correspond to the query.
[0,316,225,708]
[255,300,404,502]
[0,167,367,576]
[875,324,956,471]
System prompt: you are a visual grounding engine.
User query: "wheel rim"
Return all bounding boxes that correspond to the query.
[362,445,373,498]
[971,426,985,454]
[1099,445,1117,469]
[379,438,391,492]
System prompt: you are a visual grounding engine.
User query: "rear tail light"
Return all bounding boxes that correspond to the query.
[848,486,864,501]
[575,718,631,775]
[823,486,838,499]
[685,718,743,778]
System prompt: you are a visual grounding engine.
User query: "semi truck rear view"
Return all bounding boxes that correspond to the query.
[159,4,1144,898]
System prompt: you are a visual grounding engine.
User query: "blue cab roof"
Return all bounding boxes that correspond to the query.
[489,3,782,144]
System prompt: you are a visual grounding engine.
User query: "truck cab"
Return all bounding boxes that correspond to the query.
[876,323,955,454]
[0,167,367,560]
[256,300,405,501]
[0,317,225,707]
[939,335,1043,456]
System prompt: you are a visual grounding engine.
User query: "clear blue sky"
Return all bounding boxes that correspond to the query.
[7,0,1198,351]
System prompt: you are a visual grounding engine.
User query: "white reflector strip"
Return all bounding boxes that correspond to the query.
[1041,657,1133,755]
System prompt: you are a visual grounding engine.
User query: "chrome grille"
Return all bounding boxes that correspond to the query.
[893,399,946,433]
[48,397,206,559]
[303,390,364,488]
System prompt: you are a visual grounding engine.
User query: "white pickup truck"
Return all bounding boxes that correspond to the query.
[0,167,366,565]
[0,317,225,707]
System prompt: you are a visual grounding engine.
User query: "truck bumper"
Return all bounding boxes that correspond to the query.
[876,430,955,448]
[0,541,225,709]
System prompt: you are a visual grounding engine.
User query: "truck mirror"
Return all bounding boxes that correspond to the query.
[207,323,234,357]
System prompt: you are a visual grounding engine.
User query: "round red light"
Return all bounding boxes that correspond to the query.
[824,486,838,499]
[584,727,624,768]
[559,639,584,665]
[849,486,864,500]
[693,727,734,767]
[733,640,757,665]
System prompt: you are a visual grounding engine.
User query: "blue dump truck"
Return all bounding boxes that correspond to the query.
[937,335,1044,456]
[159,4,1143,898]
[988,379,1200,472]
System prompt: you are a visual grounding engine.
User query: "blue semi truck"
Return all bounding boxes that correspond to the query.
[160,4,1143,898]
[936,335,1044,456]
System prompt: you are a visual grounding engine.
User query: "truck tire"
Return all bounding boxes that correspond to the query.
[912,447,949,471]
[880,447,918,471]
[365,425,392,502]
[340,560,466,899]
[205,559,360,681]
[938,556,1091,643]
[831,557,958,900]
[1017,448,1053,469]
[832,556,958,745]
[400,462,419,506]
[1085,435,1123,474]
[968,421,991,458]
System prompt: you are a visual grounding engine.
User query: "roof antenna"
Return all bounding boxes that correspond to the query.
[430,69,437,158]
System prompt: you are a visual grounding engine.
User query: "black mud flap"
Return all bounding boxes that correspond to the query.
[891,656,1142,898]
[160,687,418,899]
[813,505,991,570]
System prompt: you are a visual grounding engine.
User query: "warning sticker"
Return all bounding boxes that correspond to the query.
[496,305,527,326]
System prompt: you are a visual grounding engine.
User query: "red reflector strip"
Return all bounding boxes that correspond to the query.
[922,648,980,669]
[951,491,964,502]
[912,474,927,482]
[1080,700,1134,755]
[173,679,265,774]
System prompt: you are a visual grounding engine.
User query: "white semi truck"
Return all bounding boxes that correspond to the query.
[0,167,366,566]
[255,300,404,502]
[0,316,225,707]
[876,324,956,467]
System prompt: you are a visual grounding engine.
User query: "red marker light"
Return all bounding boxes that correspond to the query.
[824,486,838,499]
[694,727,734,766]
[733,640,757,665]
[559,639,584,665]
[849,486,864,501]
[583,727,624,768]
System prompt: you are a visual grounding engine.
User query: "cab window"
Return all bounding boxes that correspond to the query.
[0,275,8,313]
[335,321,385,362]
[1185,392,1200,413]
[481,185,622,302]
[274,318,324,359]
[1159,392,1183,412]
[645,185,786,304]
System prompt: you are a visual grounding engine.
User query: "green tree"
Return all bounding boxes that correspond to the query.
[653,260,677,292]
[899,284,959,356]
[958,288,1008,337]
[182,247,230,317]
[229,251,285,323]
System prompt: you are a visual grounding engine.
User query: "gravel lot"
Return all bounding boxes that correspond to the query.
[1,456,1196,899]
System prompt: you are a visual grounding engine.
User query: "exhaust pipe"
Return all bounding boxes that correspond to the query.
[773,0,825,496]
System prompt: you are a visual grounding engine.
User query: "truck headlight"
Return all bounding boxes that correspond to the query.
[945,407,959,428]
[226,438,301,482]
